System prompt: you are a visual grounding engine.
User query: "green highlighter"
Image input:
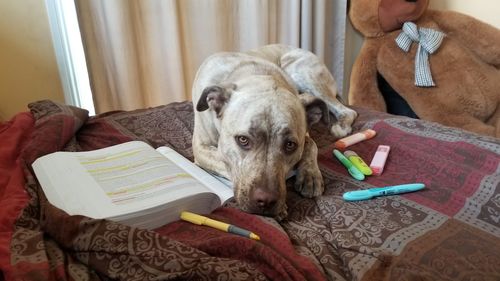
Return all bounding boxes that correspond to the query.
[332,149,365,181]
[343,150,373,175]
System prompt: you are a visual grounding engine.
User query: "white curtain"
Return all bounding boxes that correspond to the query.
[75,0,348,113]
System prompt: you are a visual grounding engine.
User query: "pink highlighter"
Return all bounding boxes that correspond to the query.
[370,145,390,176]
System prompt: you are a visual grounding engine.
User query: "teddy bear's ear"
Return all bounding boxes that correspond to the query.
[348,0,385,38]
[379,0,430,32]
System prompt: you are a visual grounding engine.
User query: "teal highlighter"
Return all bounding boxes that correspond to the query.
[343,183,425,201]
[332,149,365,181]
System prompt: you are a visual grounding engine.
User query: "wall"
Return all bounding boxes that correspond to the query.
[343,0,500,99]
[429,0,500,28]
[0,0,64,121]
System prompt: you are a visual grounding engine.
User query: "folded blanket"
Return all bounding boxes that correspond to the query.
[1,100,326,281]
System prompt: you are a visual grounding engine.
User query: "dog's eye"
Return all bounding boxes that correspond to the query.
[284,141,297,153]
[236,136,251,149]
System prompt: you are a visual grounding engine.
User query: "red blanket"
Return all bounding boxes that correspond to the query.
[0,112,34,280]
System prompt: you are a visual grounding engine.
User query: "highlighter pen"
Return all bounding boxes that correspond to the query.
[370,145,390,176]
[343,183,425,201]
[332,149,365,181]
[180,211,260,241]
[343,150,372,175]
[334,129,376,149]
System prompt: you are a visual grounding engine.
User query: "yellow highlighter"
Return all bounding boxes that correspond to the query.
[180,211,260,241]
[343,150,373,176]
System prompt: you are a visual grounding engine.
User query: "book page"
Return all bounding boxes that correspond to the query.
[156,146,234,203]
[32,141,217,219]
[80,145,196,205]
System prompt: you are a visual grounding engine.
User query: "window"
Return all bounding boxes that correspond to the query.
[45,0,95,115]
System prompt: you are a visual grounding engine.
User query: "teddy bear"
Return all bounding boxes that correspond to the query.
[348,0,500,138]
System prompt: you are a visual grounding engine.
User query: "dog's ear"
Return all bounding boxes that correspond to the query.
[196,84,235,116]
[299,92,330,127]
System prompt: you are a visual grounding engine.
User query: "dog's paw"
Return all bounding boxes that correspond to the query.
[274,205,288,221]
[330,108,358,138]
[294,162,324,198]
[330,123,352,138]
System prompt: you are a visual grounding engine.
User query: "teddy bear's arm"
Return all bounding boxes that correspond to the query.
[348,39,387,111]
[431,10,500,67]
[420,104,497,137]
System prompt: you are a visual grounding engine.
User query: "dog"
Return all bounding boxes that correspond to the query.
[192,44,357,219]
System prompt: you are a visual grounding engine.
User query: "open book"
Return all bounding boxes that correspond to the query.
[32,141,234,229]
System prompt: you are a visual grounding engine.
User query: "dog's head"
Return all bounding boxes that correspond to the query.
[196,76,329,218]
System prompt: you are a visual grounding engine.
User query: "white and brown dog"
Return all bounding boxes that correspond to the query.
[192,44,357,219]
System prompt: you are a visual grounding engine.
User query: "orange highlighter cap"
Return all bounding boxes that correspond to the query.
[334,129,376,149]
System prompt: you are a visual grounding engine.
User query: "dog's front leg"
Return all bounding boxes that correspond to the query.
[294,134,324,198]
[193,142,230,179]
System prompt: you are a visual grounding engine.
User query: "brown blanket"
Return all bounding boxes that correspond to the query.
[1,100,499,281]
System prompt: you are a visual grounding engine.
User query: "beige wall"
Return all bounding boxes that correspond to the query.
[429,0,500,28]
[0,0,64,121]
[343,1,500,98]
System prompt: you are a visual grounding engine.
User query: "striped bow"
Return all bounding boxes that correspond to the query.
[395,22,445,87]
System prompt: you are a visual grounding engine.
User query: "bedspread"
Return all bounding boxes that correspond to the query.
[0,100,499,281]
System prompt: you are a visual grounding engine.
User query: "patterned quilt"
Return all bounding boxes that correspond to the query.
[0,100,499,281]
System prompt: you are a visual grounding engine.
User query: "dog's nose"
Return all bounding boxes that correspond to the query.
[251,188,277,210]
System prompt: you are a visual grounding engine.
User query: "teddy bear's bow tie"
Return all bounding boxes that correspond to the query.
[396,22,445,87]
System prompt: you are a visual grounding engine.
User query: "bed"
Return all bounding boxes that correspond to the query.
[1,99,499,281]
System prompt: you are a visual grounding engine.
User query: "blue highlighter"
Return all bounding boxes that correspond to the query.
[332,149,365,181]
[343,183,425,201]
